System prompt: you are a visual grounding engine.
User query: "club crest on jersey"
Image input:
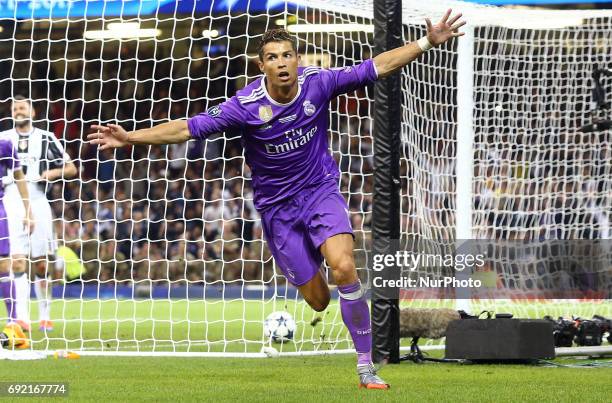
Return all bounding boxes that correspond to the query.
[207,106,222,118]
[258,105,273,122]
[18,138,28,151]
[303,100,316,116]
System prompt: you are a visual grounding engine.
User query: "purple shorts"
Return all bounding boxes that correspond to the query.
[260,179,353,287]
[0,202,9,257]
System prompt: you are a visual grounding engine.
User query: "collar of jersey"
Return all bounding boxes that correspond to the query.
[261,76,302,107]
[16,127,35,136]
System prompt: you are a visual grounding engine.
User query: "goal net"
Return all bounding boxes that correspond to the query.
[0,0,609,356]
[393,1,612,328]
[311,0,611,351]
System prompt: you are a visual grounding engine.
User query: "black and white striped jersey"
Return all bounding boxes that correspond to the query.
[0,127,71,200]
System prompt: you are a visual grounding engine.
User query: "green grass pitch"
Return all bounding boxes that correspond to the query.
[3,354,612,402]
[2,299,611,401]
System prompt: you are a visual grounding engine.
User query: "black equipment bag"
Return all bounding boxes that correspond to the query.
[445,319,555,361]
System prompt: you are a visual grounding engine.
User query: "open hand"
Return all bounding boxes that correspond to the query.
[87,124,129,150]
[426,9,466,47]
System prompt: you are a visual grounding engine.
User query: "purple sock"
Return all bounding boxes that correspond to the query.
[338,281,372,366]
[0,272,16,322]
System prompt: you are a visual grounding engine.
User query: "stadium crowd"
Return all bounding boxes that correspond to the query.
[3,40,609,287]
[9,44,375,286]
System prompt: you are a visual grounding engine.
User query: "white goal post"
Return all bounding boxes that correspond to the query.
[0,0,609,357]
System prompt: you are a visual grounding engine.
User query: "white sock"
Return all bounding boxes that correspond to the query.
[13,272,30,324]
[34,276,50,322]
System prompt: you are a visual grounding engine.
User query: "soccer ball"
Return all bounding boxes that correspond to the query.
[264,311,296,343]
[0,323,29,349]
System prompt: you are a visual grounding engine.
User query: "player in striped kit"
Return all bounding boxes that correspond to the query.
[0,96,78,332]
[89,10,465,389]
[0,138,33,340]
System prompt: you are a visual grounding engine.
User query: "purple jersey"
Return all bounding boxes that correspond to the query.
[0,139,20,199]
[188,59,378,210]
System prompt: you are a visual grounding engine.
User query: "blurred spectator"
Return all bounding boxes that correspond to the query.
[6,34,607,290]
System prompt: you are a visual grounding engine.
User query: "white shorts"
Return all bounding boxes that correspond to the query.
[5,192,57,258]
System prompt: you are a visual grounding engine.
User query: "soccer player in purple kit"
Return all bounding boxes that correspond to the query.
[89,9,465,389]
[0,139,34,333]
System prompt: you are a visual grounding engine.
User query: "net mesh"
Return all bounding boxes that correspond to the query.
[0,0,609,355]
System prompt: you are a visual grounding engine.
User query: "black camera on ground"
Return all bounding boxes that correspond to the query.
[545,315,612,347]
[592,315,612,344]
[574,319,603,346]
[544,316,577,347]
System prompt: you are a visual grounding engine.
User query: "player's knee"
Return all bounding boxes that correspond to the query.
[302,284,330,312]
[310,293,330,312]
[10,256,26,273]
[331,256,356,284]
[0,258,10,273]
[309,298,329,312]
[33,259,47,277]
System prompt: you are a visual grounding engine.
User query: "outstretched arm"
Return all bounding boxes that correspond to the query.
[41,161,78,181]
[373,9,466,78]
[13,169,34,234]
[88,96,247,150]
[88,120,190,150]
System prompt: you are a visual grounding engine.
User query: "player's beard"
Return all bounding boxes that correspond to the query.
[13,114,31,129]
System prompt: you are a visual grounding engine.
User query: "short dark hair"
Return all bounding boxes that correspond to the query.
[12,95,31,104]
[257,29,298,61]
